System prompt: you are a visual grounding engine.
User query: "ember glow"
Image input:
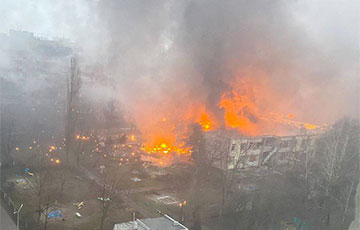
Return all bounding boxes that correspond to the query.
[139,117,192,166]
[141,130,191,157]
[76,134,90,140]
[49,145,56,152]
[142,141,191,155]
[130,135,136,141]
[198,111,216,132]
[264,112,326,132]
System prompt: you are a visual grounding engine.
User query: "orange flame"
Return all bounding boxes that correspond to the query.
[220,90,259,135]
[198,111,216,131]
[124,68,324,166]
[130,135,136,141]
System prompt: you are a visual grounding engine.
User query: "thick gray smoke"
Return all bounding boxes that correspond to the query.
[1,0,359,130]
[97,0,359,127]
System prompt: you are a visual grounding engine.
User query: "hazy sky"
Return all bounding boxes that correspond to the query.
[1,0,358,43]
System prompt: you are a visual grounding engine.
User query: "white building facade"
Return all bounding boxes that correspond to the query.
[227,135,317,169]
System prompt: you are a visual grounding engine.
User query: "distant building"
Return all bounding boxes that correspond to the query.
[0,30,73,135]
[0,30,72,107]
[113,215,188,230]
[227,135,317,169]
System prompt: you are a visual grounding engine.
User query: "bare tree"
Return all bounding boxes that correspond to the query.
[303,145,315,198]
[294,136,316,204]
[0,107,17,167]
[65,55,81,165]
[60,55,81,196]
[342,163,359,228]
[43,195,52,230]
[31,145,46,229]
[104,99,117,139]
[222,142,251,211]
[187,124,206,230]
[349,170,360,230]
[98,161,131,230]
[204,132,231,217]
[313,118,360,229]
[73,100,93,169]
[27,144,55,230]
[228,142,251,182]
[99,168,117,230]
[186,125,231,229]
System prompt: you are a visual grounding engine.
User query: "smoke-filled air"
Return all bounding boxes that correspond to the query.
[0,1,359,230]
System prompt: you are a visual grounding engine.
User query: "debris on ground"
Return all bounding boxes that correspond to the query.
[130,177,141,182]
[24,168,34,176]
[16,178,26,185]
[48,210,64,219]
[23,184,30,190]
[97,197,111,201]
[280,220,296,230]
[72,201,84,209]
[75,176,82,180]
[293,217,309,230]
[245,184,257,191]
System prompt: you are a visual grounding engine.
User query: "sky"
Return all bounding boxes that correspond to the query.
[1,0,358,45]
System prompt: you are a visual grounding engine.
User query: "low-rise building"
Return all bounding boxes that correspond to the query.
[227,135,316,169]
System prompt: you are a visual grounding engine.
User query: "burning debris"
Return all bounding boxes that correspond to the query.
[141,142,191,155]
[141,140,191,167]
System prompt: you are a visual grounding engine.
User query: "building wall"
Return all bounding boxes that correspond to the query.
[227,135,316,170]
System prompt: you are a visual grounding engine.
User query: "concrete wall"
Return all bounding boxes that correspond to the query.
[227,135,317,170]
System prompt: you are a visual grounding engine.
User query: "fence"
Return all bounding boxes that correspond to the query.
[0,187,29,230]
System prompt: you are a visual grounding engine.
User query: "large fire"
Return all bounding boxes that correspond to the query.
[138,115,192,166]
[220,89,259,135]
[198,112,215,131]
[141,139,191,155]
[132,69,324,166]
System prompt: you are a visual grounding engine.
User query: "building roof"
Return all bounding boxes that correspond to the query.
[113,215,188,230]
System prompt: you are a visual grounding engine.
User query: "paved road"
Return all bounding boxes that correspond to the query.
[80,166,158,218]
[80,166,168,195]
[0,203,16,230]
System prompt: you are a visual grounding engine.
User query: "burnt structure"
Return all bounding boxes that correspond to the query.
[227,135,316,169]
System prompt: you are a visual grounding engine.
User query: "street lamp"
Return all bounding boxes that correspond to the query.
[13,204,23,230]
[179,200,187,222]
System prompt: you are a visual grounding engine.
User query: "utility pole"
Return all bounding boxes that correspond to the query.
[179,200,187,222]
[13,204,23,230]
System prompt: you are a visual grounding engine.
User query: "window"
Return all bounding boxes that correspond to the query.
[281,141,289,148]
[250,142,257,149]
[263,151,269,158]
[249,155,257,162]
[229,156,235,164]
[280,152,287,160]
[231,144,236,151]
[289,140,296,148]
[240,143,247,150]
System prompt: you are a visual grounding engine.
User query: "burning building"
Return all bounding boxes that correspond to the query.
[95,0,344,169]
[66,0,349,168]
[227,134,317,169]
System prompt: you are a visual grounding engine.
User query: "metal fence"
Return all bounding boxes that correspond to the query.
[0,187,28,230]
